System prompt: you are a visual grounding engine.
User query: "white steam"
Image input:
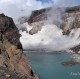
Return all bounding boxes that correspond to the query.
[19,23,80,51]
[45,7,64,26]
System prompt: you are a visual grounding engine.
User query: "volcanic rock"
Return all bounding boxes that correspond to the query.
[0,13,38,79]
[27,5,80,53]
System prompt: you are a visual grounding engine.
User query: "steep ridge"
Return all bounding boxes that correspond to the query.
[0,14,38,79]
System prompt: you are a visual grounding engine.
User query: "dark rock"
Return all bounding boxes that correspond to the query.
[71,45,80,53]
[62,60,79,66]
[31,69,34,76]
[17,42,23,49]
[0,66,30,79]
[0,14,38,79]
[65,5,80,13]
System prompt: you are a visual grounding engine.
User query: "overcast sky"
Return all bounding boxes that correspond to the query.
[0,0,80,20]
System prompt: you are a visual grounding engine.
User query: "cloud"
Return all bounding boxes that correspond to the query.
[0,0,51,20]
[0,0,79,20]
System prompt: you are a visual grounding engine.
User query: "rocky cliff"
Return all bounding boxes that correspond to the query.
[61,6,80,53]
[0,14,38,79]
[27,5,80,53]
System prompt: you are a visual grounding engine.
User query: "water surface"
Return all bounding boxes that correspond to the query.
[25,51,80,79]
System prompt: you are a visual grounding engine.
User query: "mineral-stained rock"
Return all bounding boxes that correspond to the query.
[0,13,38,79]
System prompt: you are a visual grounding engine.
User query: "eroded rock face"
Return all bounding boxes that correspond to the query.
[0,14,38,79]
[61,6,80,53]
[62,10,80,35]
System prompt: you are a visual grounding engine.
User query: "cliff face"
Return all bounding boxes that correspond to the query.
[0,14,38,79]
[62,7,80,35]
[62,6,80,53]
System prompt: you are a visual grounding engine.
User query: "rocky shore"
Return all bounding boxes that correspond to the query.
[0,14,38,79]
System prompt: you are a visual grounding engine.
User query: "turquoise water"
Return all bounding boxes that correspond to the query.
[25,52,80,79]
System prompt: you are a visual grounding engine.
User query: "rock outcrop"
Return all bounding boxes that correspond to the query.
[0,14,38,79]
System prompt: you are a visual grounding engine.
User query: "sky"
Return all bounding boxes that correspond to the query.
[0,0,52,20]
[39,0,80,7]
[37,0,52,3]
[0,0,80,20]
[52,0,80,7]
